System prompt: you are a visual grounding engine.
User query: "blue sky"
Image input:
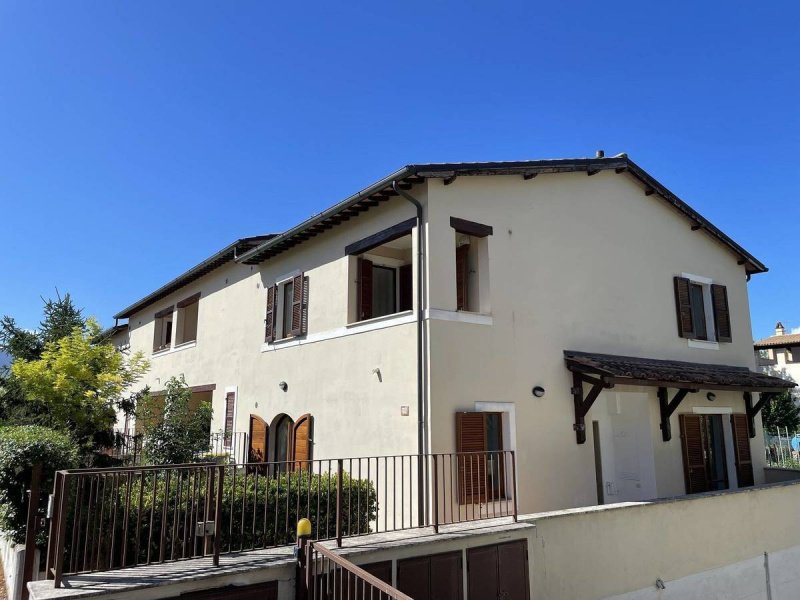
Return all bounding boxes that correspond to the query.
[0,1,797,339]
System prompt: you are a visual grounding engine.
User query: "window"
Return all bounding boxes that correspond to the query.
[353,235,413,322]
[451,217,492,313]
[455,411,507,503]
[152,306,174,352]
[265,274,308,342]
[673,276,732,343]
[175,293,200,345]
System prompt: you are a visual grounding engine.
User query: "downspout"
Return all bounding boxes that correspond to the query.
[392,180,427,527]
[392,181,427,460]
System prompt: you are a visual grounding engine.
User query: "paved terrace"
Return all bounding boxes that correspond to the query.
[29,517,531,600]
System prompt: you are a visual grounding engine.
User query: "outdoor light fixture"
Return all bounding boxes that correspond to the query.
[279,381,288,392]
[706,392,716,402]
[532,386,546,398]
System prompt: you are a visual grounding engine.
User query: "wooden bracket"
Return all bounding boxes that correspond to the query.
[571,371,614,444]
[658,387,697,441]
[744,391,773,438]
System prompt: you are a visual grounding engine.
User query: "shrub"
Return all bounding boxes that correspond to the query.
[0,425,78,544]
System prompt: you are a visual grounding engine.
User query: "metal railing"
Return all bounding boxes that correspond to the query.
[108,432,249,466]
[301,540,412,600]
[46,451,516,586]
[765,427,800,468]
[109,433,144,465]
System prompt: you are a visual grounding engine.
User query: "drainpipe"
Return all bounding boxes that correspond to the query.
[392,180,427,525]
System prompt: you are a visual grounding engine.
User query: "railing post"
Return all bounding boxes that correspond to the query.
[45,471,62,580]
[432,454,439,534]
[213,465,224,566]
[335,459,343,548]
[204,466,214,558]
[511,451,518,522]
[21,463,42,600]
[53,473,69,588]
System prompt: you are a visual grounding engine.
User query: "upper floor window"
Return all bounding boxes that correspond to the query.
[175,293,200,345]
[153,305,174,352]
[265,273,308,342]
[451,217,492,313]
[673,275,731,343]
[345,218,416,323]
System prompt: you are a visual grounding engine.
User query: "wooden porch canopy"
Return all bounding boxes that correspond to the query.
[564,350,796,444]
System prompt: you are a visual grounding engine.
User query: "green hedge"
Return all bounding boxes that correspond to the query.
[0,426,78,544]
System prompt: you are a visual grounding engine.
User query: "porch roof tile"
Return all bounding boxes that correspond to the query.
[564,350,796,392]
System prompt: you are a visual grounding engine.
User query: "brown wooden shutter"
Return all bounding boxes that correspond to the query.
[290,273,308,336]
[292,413,312,468]
[358,258,373,321]
[673,277,696,339]
[456,412,487,503]
[398,264,413,312]
[224,392,235,446]
[731,413,754,487]
[456,244,469,311]
[711,284,732,342]
[248,415,268,462]
[265,285,277,342]
[679,414,710,494]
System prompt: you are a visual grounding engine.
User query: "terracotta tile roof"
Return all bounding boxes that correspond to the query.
[753,333,800,349]
[564,350,795,391]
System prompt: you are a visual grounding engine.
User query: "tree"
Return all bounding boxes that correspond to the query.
[11,319,149,459]
[761,391,800,432]
[138,376,212,464]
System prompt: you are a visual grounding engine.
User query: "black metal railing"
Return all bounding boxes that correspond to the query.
[108,432,249,466]
[46,451,516,586]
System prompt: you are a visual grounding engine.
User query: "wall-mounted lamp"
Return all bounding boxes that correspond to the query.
[372,368,382,383]
[279,381,288,392]
[532,386,546,398]
[706,392,716,402]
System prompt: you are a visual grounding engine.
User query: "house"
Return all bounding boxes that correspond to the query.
[755,322,800,395]
[109,152,793,515]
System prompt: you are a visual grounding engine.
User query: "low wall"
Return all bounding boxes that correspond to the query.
[1,536,41,600]
[764,467,800,483]
[525,480,800,600]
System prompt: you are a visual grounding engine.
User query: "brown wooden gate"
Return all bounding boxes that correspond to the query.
[397,551,462,600]
[467,540,529,600]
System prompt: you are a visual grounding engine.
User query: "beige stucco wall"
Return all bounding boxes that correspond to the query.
[423,171,763,513]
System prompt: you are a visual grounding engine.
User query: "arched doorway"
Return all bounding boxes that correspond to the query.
[271,413,294,466]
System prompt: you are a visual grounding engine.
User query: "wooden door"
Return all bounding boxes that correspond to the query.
[397,551,462,600]
[248,415,268,463]
[467,541,529,600]
[293,413,313,468]
[679,414,710,494]
[178,580,277,599]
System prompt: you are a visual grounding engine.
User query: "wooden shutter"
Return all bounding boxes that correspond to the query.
[673,277,696,339]
[358,258,373,321]
[731,414,754,487]
[711,284,732,342]
[265,285,277,343]
[290,274,308,336]
[248,415,268,462]
[456,244,469,311]
[224,392,235,447]
[292,413,312,468]
[679,414,710,494]
[456,412,487,503]
[398,264,413,312]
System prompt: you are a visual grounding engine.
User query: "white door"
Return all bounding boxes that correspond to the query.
[596,392,657,503]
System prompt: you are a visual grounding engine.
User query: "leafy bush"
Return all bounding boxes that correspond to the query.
[0,426,78,543]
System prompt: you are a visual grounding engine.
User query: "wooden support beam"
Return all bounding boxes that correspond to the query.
[658,387,697,441]
[744,391,774,438]
[691,224,702,231]
[522,172,538,180]
[615,167,627,174]
[587,169,600,176]
[571,372,614,444]
[443,175,457,186]
[645,188,655,196]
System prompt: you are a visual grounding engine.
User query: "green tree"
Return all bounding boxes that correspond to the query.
[761,391,800,432]
[139,376,212,464]
[11,319,149,459]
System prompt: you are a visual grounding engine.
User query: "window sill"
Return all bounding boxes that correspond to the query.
[347,310,414,329]
[151,340,197,357]
[426,309,493,326]
[688,339,719,350]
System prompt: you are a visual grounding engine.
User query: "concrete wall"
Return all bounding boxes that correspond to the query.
[526,481,800,600]
[764,466,800,483]
[423,171,763,513]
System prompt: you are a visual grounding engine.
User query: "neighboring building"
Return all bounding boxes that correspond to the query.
[755,322,800,395]
[112,153,793,515]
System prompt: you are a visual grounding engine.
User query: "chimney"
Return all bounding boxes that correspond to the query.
[776,322,785,336]
[596,150,605,158]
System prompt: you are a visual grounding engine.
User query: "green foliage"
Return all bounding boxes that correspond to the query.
[11,319,149,457]
[39,292,85,347]
[762,392,800,431]
[139,376,212,464]
[0,426,78,544]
